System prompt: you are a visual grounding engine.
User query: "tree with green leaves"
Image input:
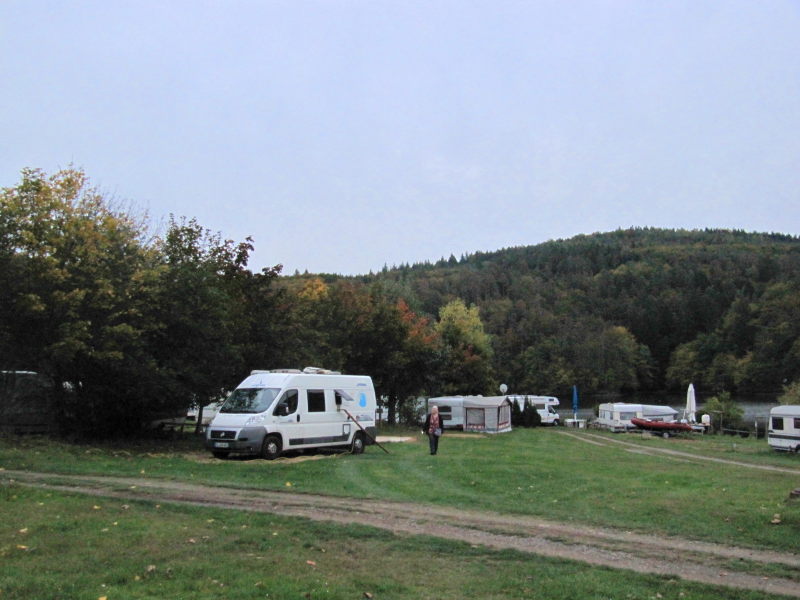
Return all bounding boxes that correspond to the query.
[522,399,542,428]
[510,398,523,426]
[702,391,744,433]
[1,169,282,437]
[151,216,284,431]
[0,168,163,434]
[740,282,800,392]
[434,299,495,395]
[380,298,440,423]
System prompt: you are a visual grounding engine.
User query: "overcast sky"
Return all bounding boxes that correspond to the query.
[2,1,799,275]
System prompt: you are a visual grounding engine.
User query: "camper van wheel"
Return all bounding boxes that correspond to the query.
[212,451,229,460]
[553,419,561,426]
[351,432,365,455]
[262,435,282,460]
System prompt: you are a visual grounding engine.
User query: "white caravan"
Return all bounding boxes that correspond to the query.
[595,403,677,432]
[506,395,562,425]
[427,396,466,429]
[768,405,800,452]
[206,368,377,459]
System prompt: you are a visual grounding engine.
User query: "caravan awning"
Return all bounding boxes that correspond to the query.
[462,396,511,408]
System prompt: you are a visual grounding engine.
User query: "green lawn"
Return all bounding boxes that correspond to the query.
[0,484,790,600]
[2,428,799,554]
[2,429,799,599]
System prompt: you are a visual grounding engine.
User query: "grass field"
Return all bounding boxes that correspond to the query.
[1,428,799,599]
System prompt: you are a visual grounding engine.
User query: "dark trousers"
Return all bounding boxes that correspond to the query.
[428,432,440,454]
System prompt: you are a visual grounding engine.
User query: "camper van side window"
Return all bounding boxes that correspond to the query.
[308,390,326,412]
[772,417,784,431]
[795,418,800,429]
[273,389,298,416]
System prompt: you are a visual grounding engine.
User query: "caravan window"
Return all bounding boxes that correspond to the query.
[772,417,784,430]
[220,388,280,414]
[466,408,485,428]
[308,390,326,413]
[620,411,636,421]
[794,418,800,429]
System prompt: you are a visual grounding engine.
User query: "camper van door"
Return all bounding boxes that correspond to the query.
[299,388,348,447]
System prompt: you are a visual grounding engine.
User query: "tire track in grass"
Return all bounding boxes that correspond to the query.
[557,430,800,475]
[3,469,800,598]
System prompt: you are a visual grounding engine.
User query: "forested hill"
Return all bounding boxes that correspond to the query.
[357,229,800,396]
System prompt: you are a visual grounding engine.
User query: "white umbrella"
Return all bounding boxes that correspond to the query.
[685,383,696,423]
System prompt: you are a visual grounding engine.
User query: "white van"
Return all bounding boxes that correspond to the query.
[507,395,562,425]
[768,405,800,452]
[205,368,377,459]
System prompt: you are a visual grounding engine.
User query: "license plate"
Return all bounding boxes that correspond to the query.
[214,442,230,448]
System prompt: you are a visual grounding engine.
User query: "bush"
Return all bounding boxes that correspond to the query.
[522,400,542,428]
[511,400,523,426]
[703,391,744,433]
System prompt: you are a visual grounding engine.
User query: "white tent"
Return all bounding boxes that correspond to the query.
[463,396,512,434]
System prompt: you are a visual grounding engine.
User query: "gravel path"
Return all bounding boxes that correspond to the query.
[3,468,800,598]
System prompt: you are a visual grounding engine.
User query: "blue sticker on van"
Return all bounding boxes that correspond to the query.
[359,393,367,407]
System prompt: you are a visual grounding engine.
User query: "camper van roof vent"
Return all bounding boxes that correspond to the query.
[303,366,341,375]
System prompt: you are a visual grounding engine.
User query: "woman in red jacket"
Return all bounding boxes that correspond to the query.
[423,405,443,455]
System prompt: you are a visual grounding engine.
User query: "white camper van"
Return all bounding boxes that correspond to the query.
[768,405,800,452]
[206,368,377,459]
[427,396,465,429]
[506,395,562,425]
[595,403,677,432]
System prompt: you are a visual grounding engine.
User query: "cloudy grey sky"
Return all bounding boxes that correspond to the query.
[2,1,799,275]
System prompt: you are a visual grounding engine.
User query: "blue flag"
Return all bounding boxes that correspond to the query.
[572,385,579,416]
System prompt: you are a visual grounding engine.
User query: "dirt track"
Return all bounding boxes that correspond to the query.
[3,466,800,598]
[560,429,800,475]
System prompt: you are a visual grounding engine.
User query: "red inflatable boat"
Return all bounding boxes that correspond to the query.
[630,418,694,436]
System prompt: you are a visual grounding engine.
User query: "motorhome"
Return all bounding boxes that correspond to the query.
[768,405,800,452]
[595,403,678,432]
[507,395,562,425]
[426,396,466,429]
[205,368,377,459]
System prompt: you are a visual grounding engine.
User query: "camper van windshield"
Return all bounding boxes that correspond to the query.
[220,388,280,414]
